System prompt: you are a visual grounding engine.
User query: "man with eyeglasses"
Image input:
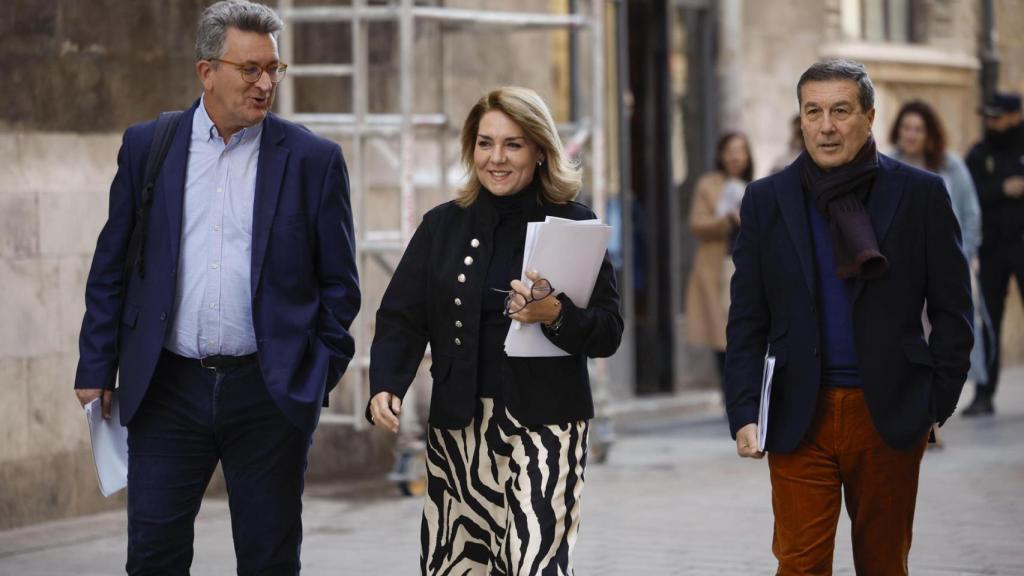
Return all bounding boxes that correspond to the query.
[73,1,359,573]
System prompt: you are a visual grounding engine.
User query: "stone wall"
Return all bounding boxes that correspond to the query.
[997,0,1024,94]
[733,0,826,175]
[1,0,205,133]
[1,132,124,528]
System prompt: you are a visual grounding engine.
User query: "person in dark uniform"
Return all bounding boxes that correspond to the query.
[964,92,1024,416]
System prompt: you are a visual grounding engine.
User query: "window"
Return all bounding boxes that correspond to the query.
[840,0,913,43]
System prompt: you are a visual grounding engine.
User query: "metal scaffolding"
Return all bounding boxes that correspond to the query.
[276,0,608,429]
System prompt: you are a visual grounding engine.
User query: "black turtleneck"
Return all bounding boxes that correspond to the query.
[477,186,532,399]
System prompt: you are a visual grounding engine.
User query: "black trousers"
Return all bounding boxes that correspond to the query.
[978,238,1024,398]
[126,350,312,575]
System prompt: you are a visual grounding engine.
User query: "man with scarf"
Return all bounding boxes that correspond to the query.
[724,59,973,574]
[963,92,1024,417]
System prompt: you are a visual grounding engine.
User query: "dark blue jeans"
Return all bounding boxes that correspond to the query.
[126,350,312,575]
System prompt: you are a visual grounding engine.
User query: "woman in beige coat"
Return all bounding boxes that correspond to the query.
[685,132,754,381]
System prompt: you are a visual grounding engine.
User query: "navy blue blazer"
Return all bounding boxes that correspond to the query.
[75,99,360,433]
[725,154,973,452]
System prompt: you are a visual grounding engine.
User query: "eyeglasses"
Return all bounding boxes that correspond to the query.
[494,278,553,316]
[211,58,288,84]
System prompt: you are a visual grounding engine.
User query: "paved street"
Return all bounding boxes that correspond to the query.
[2,368,1023,575]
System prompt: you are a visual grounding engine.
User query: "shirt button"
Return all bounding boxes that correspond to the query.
[454,338,462,346]
[209,303,217,309]
[210,263,220,270]
[455,320,463,328]
[813,347,820,357]
[470,238,480,248]
[464,256,474,266]
[457,273,466,283]
[217,187,223,193]
[213,225,221,232]
[454,298,462,306]
[160,312,167,321]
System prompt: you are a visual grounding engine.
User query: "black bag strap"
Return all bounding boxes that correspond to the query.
[126,110,183,280]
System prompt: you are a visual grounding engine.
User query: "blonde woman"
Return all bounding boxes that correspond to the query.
[367,86,622,575]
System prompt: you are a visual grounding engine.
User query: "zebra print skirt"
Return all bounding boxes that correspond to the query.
[421,398,589,576]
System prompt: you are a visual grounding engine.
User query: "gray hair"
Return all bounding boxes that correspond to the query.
[797,58,875,113]
[195,0,284,61]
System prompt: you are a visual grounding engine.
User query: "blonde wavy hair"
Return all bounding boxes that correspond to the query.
[456,86,582,207]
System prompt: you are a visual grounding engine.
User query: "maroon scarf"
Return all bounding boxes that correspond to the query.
[799,137,887,280]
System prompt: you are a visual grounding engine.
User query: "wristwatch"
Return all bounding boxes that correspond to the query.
[543,301,565,335]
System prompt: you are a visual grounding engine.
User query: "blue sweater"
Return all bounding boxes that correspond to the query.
[806,198,863,388]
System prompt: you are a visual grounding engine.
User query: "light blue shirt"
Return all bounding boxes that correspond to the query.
[165,97,261,358]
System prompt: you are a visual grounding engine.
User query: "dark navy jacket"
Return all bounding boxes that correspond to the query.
[75,99,360,433]
[725,154,973,452]
[368,191,623,429]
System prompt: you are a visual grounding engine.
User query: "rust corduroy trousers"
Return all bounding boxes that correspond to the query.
[768,387,928,576]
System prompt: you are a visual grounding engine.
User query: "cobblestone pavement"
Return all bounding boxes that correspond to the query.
[2,368,1023,575]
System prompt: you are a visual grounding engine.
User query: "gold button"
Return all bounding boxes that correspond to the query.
[455,320,463,328]
[457,273,466,283]
[454,338,462,346]
[454,298,462,306]
[470,238,480,248]
[464,256,474,266]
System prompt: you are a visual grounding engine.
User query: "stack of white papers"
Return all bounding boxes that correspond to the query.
[504,216,613,357]
[757,349,776,453]
[85,392,129,497]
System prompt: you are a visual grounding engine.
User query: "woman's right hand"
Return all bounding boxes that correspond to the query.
[370,392,402,434]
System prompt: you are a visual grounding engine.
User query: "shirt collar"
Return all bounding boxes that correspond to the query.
[195,95,264,145]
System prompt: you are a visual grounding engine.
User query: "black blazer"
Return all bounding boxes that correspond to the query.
[368,190,623,429]
[725,154,973,452]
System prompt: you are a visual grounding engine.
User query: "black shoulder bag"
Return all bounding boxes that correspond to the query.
[124,111,183,281]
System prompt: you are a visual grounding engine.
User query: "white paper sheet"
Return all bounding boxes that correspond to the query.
[504,216,612,357]
[757,351,776,453]
[715,178,747,217]
[85,392,128,497]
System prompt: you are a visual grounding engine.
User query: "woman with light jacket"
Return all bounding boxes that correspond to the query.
[890,100,989,388]
[685,132,754,384]
[367,86,622,575]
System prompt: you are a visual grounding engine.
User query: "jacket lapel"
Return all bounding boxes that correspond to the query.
[251,113,289,297]
[775,163,817,300]
[162,100,200,273]
[850,154,907,302]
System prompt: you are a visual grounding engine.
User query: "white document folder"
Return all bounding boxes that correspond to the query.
[757,348,777,453]
[504,216,612,357]
[85,391,129,497]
